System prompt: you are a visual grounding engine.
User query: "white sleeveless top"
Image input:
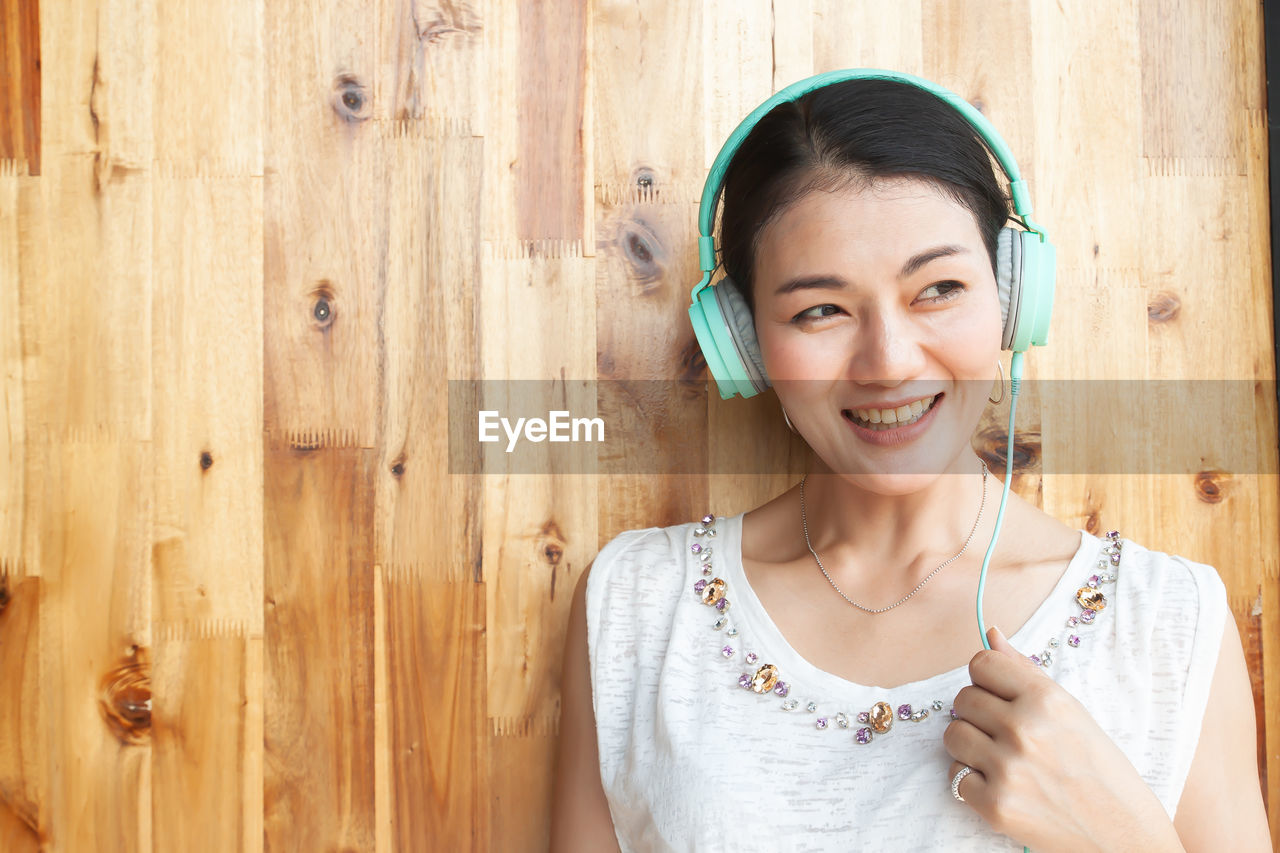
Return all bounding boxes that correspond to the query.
[585,510,1229,852]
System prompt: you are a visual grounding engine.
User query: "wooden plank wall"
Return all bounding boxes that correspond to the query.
[0,0,1276,850]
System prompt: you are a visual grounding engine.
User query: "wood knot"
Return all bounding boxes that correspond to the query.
[537,520,566,568]
[390,456,406,478]
[99,650,151,745]
[0,574,9,616]
[199,450,214,470]
[1083,507,1101,535]
[678,337,708,386]
[332,74,371,122]
[617,218,664,289]
[633,167,658,194]
[311,280,336,329]
[1193,469,1229,503]
[974,426,1041,473]
[1147,291,1181,323]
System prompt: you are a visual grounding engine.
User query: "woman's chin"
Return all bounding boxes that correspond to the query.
[810,443,973,488]
[831,470,949,496]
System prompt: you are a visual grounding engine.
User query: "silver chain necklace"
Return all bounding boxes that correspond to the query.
[799,460,989,614]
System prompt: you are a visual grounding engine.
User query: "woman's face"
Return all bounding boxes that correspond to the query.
[752,175,1002,492]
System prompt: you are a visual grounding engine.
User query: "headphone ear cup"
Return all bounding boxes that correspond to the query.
[1012,229,1056,350]
[713,277,771,391]
[688,276,769,399]
[995,226,1021,351]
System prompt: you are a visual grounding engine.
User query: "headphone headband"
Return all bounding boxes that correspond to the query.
[692,68,1047,299]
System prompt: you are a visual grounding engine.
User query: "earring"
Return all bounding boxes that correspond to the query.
[988,360,1006,404]
[781,404,797,433]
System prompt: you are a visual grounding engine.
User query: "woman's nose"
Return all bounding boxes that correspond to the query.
[845,305,926,383]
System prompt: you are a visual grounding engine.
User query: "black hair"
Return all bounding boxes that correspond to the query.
[717,78,1012,312]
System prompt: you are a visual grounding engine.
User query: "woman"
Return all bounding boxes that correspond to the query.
[551,71,1270,851]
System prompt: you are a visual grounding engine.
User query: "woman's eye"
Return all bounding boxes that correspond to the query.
[792,304,843,323]
[918,281,965,302]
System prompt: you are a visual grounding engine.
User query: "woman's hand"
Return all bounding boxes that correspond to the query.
[943,626,1185,852]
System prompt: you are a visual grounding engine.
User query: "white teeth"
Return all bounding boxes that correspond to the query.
[847,395,937,430]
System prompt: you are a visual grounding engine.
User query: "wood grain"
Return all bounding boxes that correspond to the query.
[263,444,376,851]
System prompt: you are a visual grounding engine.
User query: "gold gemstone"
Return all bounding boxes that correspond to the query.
[700,577,726,606]
[869,701,894,734]
[1076,587,1106,611]
[750,664,779,694]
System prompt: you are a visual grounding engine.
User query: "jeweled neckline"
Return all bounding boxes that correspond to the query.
[716,511,1100,699]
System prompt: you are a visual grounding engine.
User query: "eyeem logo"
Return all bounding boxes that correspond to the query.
[478,410,605,453]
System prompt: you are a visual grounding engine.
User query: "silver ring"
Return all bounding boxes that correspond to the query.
[951,765,974,802]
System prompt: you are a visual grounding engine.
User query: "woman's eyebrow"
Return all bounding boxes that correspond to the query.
[772,244,971,296]
[773,274,846,296]
[899,244,968,278]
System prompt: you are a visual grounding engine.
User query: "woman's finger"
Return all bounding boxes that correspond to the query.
[967,644,1032,702]
[947,758,989,806]
[942,716,998,776]
[987,625,1051,679]
[950,682,1014,740]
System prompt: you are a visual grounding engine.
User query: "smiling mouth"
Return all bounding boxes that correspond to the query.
[843,394,942,431]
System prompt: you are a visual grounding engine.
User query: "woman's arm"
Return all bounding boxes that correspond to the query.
[1172,611,1272,851]
[549,562,622,853]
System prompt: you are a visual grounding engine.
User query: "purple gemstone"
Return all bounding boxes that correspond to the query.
[816,717,828,730]
[949,708,958,720]
[1081,609,1096,624]
[857,711,870,723]
[774,681,789,697]
[690,543,703,554]
[1088,575,1100,588]
[1110,553,1120,564]
[693,579,707,593]
[721,645,734,658]
[1068,634,1081,647]
[745,652,758,665]
[1066,616,1079,627]
[715,598,727,612]
[855,727,872,744]
[1107,530,1119,539]
[702,514,714,525]
[1029,654,1041,665]
[738,673,751,688]
[897,704,912,720]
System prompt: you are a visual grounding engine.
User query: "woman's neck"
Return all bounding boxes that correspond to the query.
[795,453,996,591]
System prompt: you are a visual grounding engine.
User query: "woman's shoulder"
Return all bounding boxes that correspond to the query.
[1108,533,1229,652]
[588,514,707,571]
[583,513,724,672]
[1114,535,1227,602]
[585,512,718,608]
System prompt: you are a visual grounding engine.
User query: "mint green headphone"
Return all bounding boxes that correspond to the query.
[687,68,1057,400]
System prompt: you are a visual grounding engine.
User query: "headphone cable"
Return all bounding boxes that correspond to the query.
[971,350,1033,853]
